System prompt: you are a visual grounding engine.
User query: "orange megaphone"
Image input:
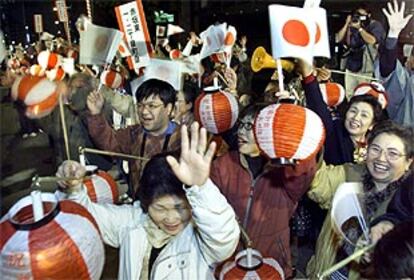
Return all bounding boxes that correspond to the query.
[251,46,295,73]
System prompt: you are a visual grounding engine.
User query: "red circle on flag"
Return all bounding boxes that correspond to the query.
[282,20,310,47]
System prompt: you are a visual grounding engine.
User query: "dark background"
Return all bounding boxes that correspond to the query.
[1,0,413,64]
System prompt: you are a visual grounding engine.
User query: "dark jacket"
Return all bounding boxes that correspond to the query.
[303,75,355,165]
[210,151,317,278]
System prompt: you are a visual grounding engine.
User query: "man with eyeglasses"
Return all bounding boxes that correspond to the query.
[86,78,181,197]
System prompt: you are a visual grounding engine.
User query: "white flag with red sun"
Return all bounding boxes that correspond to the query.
[268,4,330,64]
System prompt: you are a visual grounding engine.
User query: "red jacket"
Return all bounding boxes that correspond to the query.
[211,151,317,278]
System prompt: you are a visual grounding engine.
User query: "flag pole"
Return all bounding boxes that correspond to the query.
[276,58,285,93]
[59,92,71,160]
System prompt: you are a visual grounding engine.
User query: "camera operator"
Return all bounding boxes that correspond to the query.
[336,5,385,99]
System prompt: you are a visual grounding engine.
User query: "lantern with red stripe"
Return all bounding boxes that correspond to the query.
[194,86,239,134]
[37,50,62,70]
[11,75,59,119]
[219,249,284,280]
[254,103,325,161]
[83,167,119,204]
[29,64,46,77]
[0,192,104,279]
[353,82,388,109]
[46,66,66,81]
[319,82,345,108]
[100,69,124,89]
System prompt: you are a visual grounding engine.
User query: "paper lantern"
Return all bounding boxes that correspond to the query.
[100,69,123,89]
[353,82,388,109]
[0,192,104,279]
[319,82,345,108]
[29,64,46,77]
[220,249,284,280]
[194,87,239,134]
[11,75,59,119]
[37,50,62,70]
[83,167,119,204]
[169,49,182,60]
[46,66,66,81]
[254,103,325,161]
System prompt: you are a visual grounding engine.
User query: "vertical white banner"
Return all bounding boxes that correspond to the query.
[115,0,153,74]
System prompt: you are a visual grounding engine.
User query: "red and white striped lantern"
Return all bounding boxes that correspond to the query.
[194,87,239,134]
[353,82,388,109]
[29,64,46,77]
[220,249,284,280]
[37,50,62,70]
[83,168,119,204]
[169,49,182,60]
[11,75,59,119]
[46,66,66,81]
[254,104,325,161]
[319,82,345,108]
[0,192,104,279]
[100,69,124,89]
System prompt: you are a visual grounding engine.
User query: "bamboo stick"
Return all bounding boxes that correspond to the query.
[79,147,149,161]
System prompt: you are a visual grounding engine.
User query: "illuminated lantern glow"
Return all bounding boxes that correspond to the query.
[46,67,66,81]
[0,193,104,280]
[100,69,123,89]
[29,64,46,77]
[194,87,239,134]
[219,249,284,280]
[11,75,58,119]
[37,50,62,70]
[353,82,388,109]
[319,82,345,108]
[83,167,119,204]
[254,104,325,161]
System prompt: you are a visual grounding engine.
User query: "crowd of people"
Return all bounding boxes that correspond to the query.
[1,0,413,279]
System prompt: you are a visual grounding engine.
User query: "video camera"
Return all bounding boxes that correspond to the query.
[351,12,369,26]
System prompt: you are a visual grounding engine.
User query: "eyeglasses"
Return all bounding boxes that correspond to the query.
[367,144,406,162]
[137,102,164,111]
[238,121,254,131]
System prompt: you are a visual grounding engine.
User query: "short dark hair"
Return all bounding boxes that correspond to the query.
[367,120,414,159]
[373,221,414,278]
[346,94,387,124]
[135,79,176,106]
[182,79,200,108]
[135,152,185,213]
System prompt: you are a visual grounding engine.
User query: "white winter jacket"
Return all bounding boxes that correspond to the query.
[63,179,240,280]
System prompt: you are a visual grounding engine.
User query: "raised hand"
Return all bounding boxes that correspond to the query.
[86,90,104,115]
[383,0,413,38]
[166,122,216,187]
[56,160,86,190]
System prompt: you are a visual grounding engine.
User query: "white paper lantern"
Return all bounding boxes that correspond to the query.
[254,103,325,161]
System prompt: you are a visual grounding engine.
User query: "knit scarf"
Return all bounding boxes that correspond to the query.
[362,168,412,220]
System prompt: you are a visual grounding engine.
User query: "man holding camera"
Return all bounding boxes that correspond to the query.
[336,5,385,98]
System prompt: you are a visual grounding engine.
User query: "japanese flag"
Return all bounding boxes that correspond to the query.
[268,4,316,64]
[199,23,237,61]
[79,21,123,65]
[309,7,330,58]
[118,39,131,58]
[131,59,183,92]
[167,24,185,37]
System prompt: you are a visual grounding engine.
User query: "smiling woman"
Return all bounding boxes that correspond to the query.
[307,120,414,279]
